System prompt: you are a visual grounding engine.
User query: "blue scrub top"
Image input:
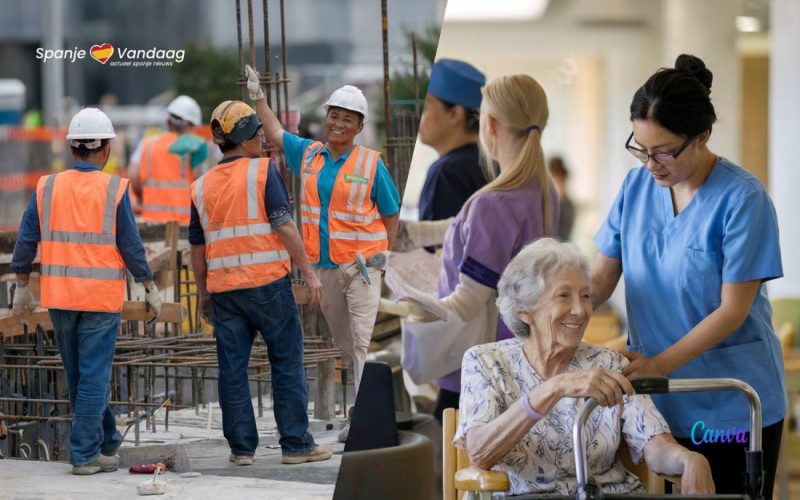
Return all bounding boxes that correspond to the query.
[595,157,785,437]
[282,131,400,269]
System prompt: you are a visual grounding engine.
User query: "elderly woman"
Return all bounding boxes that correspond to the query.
[454,238,714,495]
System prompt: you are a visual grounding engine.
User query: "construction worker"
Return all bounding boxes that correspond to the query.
[243,65,400,441]
[130,95,208,223]
[190,100,331,465]
[10,108,162,475]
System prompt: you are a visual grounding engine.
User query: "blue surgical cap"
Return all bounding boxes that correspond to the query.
[428,59,486,110]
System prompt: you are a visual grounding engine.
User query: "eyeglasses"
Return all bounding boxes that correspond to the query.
[625,132,696,165]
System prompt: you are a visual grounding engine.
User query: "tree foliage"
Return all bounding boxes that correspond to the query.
[172,41,242,122]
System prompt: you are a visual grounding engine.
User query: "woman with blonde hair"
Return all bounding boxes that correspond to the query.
[397,74,558,421]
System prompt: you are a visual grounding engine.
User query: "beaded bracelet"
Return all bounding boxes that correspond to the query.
[519,394,544,422]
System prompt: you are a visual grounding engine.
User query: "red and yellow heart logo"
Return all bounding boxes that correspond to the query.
[90,43,114,64]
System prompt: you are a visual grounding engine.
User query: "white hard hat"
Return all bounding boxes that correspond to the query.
[323,85,368,121]
[66,108,116,148]
[167,95,202,125]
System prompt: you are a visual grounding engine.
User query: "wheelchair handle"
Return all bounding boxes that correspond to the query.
[573,377,763,499]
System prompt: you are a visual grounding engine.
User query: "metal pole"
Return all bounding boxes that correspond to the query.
[262,0,272,107]
[235,0,245,99]
[280,0,289,125]
[246,0,256,69]
[42,0,64,127]
[381,0,392,161]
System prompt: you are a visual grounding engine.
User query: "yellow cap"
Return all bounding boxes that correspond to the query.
[210,100,262,144]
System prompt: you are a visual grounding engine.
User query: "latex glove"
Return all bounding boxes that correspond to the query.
[395,219,453,250]
[244,64,265,101]
[144,282,162,326]
[11,281,37,317]
[199,293,213,323]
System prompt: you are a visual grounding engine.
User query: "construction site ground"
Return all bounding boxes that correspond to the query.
[0,397,344,499]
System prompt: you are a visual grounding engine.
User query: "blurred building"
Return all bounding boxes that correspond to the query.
[0,0,444,113]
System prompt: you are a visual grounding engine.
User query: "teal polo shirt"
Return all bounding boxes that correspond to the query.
[282,131,400,268]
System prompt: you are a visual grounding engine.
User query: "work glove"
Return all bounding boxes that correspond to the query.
[244,64,265,101]
[11,281,37,317]
[199,293,213,323]
[144,282,162,326]
[366,250,390,272]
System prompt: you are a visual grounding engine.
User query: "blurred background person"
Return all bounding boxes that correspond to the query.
[417,59,487,252]
[548,156,575,241]
[130,95,207,224]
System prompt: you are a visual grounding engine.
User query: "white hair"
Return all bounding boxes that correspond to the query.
[496,238,591,338]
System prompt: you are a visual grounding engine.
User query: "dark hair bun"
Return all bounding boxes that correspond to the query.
[675,54,713,91]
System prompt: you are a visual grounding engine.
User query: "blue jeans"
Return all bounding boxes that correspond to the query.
[211,274,315,456]
[49,309,121,466]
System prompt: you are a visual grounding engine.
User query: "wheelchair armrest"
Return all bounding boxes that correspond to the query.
[454,466,510,492]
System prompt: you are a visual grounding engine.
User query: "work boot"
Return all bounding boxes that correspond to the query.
[337,406,354,444]
[281,445,333,465]
[229,454,255,466]
[72,453,119,475]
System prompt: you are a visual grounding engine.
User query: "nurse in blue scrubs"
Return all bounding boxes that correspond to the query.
[593,54,785,498]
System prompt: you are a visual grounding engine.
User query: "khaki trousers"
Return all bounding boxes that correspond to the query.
[317,264,382,396]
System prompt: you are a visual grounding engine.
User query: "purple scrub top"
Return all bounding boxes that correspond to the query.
[436,180,558,392]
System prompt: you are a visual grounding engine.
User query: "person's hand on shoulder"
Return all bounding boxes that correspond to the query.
[621,351,664,378]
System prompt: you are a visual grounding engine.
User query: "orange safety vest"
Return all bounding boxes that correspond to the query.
[139,132,192,224]
[191,157,291,293]
[299,142,388,265]
[36,169,128,313]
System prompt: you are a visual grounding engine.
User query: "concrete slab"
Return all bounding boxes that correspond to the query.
[1,397,345,499]
[0,459,334,499]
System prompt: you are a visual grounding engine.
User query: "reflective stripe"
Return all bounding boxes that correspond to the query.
[356,149,377,209]
[102,175,120,234]
[40,174,55,234]
[301,215,319,224]
[247,158,259,219]
[45,231,115,245]
[145,139,153,180]
[346,147,366,211]
[40,173,120,244]
[304,144,322,166]
[206,222,272,243]
[143,179,189,188]
[207,250,290,270]
[142,204,191,214]
[300,204,321,214]
[330,210,380,223]
[41,264,125,280]
[330,231,387,241]
[194,174,208,230]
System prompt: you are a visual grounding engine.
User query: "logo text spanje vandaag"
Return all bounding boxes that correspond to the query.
[36,43,184,67]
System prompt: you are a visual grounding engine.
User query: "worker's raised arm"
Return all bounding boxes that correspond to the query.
[245,65,284,150]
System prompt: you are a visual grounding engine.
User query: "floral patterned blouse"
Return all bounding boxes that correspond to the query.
[454,338,670,496]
